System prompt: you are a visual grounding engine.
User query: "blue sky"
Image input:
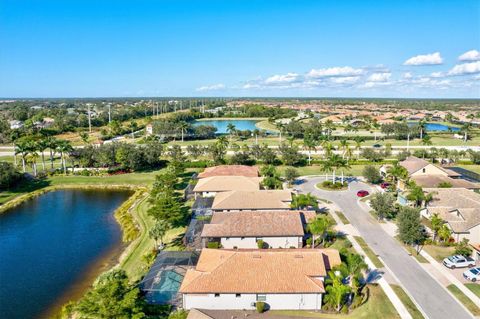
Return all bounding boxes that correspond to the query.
[1,0,479,98]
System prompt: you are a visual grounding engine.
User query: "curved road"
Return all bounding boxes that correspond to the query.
[298,176,472,319]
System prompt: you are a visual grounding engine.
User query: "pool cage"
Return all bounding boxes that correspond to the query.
[139,251,199,306]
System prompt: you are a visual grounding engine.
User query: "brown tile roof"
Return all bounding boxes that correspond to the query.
[201,211,307,238]
[179,249,341,294]
[193,176,262,193]
[198,165,259,179]
[212,190,292,211]
[400,156,430,175]
[425,188,480,232]
[412,175,480,189]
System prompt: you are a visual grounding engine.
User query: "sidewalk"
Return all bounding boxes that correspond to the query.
[330,210,414,319]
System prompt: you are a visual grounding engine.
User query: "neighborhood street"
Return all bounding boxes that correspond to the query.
[298,176,473,319]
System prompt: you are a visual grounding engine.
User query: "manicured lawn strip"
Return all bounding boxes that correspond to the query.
[423,245,455,262]
[353,236,384,268]
[277,165,373,177]
[256,119,280,131]
[394,238,428,263]
[270,284,400,319]
[456,165,480,174]
[335,210,350,224]
[447,284,480,316]
[465,283,480,298]
[390,284,425,319]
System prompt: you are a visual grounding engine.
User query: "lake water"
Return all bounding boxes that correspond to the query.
[0,189,131,319]
[193,119,261,134]
[408,122,460,132]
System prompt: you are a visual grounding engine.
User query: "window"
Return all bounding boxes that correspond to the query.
[256,294,266,302]
[236,294,241,298]
[214,293,220,297]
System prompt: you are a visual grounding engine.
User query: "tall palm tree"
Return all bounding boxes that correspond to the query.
[324,270,351,312]
[45,136,59,169]
[327,154,349,183]
[303,135,317,165]
[354,139,362,160]
[15,138,34,173]
[56,140,73,174]
[339,140,349,159]
[26,151,39,177]
[178,121,189,142]
[226,123,236,142]
[36,138,48,171]
[430,213,443,243]
[386,163,408,185]
[461,122,472,142]
[418,120,427,139]
[307,215,333,248]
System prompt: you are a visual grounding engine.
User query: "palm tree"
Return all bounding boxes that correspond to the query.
[149,220,170,249]
[386,163,408,185]
[461,122,472,142]
[307,215,333,248]
[178,121,189,142]
[438,224,452,243]
[26,151,39,177]
[430,213,443,243]
[339,140,349,159]
[45,136,59,169]
[15,139,31,173]
[338,253,368,295]
[36,138,48,171]
[324,270,351,312]
[226,123,236,142]
[354,139,362,160]
[56,140,73,174]
[303,135,317,166]
[216,136,229,149]
[324,119,335,136]
[418,120,427,139]
[421,135,432,147]
[326,154,349,183]
[321,140,334,158]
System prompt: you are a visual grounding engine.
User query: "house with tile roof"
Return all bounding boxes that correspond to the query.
[211,190,292,212]
[193,176,262,198]
[198,165,259,179]
[201,211,315,249]
[179,248,341,310]
[421,188,480,244]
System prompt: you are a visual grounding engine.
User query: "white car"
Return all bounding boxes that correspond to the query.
[463,267,480,282]
[443,255,475,269]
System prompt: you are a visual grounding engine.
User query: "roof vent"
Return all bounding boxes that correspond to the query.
[253,254,261,259]
[294,254,304,258]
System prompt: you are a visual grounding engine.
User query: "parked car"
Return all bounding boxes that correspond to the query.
[463,267,480,282]
[372,144,382,148]
[356,190,369,197]
[380,182,390,189]
[443,255,475,269]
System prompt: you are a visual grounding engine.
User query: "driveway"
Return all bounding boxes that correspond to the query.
[298,176,473,319]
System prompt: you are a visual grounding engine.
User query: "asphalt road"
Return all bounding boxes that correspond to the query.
[298,176,473,319]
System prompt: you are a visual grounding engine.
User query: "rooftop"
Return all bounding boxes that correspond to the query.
[193,176,262,193]
[179,249,341,294]
[211,190,292,211]
[198,165,259,179]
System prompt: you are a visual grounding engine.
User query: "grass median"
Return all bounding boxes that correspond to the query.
[447,284,480,316]
[390,284,424,319]
[353,236,384,268]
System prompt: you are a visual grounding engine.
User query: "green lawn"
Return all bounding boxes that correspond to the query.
[271,284,400,319]
[353,236,384,268]
[390,284,424,319]
[465,283,480,298]
[423,245,455,262]
[277,165,374,177]
[447,284,480,316]
[334,211,350,224]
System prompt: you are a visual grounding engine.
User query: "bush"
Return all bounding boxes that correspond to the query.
[362,165,382,184]
[257,239,265,249]
[207,242,220,249]
[321,180,347,189]
[256,301,266,313]
[306,237,313,247]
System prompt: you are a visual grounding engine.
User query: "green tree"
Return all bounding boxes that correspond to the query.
[149,220,170,248]
[362,165,382,184]
[370,192,396,220]
[76,270,145,319]
[167,145,186,174]
[0,162,22,189]
[284,167,299,186]
[338,253,368,295]
[455,238,473,256]
[430,213,443,243]
[438,224,452,243]
[291,193,318,210]
[324,270,351,312]
[260,165,282,189]
[303,134,317,165]
[397,206,424,251]
[177,121,189,142]
[307,215,333,247]
[226,123,236,142]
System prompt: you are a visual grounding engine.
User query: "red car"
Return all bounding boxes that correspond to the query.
[357,190,369,197]
[380,182,390,189]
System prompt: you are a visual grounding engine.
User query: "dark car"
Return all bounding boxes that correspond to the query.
[372,144,382,148]
[380,182,390,189]
[357,190,369,197]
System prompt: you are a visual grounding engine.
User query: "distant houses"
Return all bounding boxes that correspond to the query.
[179,248,341,310]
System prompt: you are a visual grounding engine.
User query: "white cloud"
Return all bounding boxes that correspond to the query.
[402,72,413,79]
[195,83,226,92]
[265,72,300,84]
[329,76,360,84]
[367,72,391,82]
[459,50,480,62]
[403,52,443,65]
[448,61,480,76]
[430,72,444,78]
[306,66,364,78]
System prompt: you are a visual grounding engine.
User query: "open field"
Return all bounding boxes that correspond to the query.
[271,284,400,319]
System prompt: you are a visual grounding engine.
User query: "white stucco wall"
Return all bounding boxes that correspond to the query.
[183,293,322,310]
[410,164,448,177]
[220,236,302,249]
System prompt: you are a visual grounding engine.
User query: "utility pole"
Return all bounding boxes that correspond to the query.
[108,104,111,123]
[87,104,92,133]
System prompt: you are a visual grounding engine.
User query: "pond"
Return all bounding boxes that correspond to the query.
[0,189,131,319]
[193,119,263,134]
[408,122,460,132]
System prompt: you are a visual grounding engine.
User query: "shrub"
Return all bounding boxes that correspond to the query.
[207,242,220,249]
[257,239,265,249]
[437,181,452,188]
[321,180,347,189]
[455,238,473,256]
[306,238,313,247]
[362,165,382,184]
[256,301,266,313]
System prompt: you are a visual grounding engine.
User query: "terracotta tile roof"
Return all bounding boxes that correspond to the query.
[424,188,480,232]
[412,175,479,189]
[193,176,262,193]
[212,190,292,211]
[198,165,259,178]
[201,211,307,238]
[400,156,430,175]
[179,249,341,294]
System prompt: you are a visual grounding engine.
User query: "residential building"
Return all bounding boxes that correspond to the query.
[193,176,262,198]
[201,210,315,249]
[198,165,259,179]
[179,248,341,310]
[421,188,480,243]
[211,190,292,212]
